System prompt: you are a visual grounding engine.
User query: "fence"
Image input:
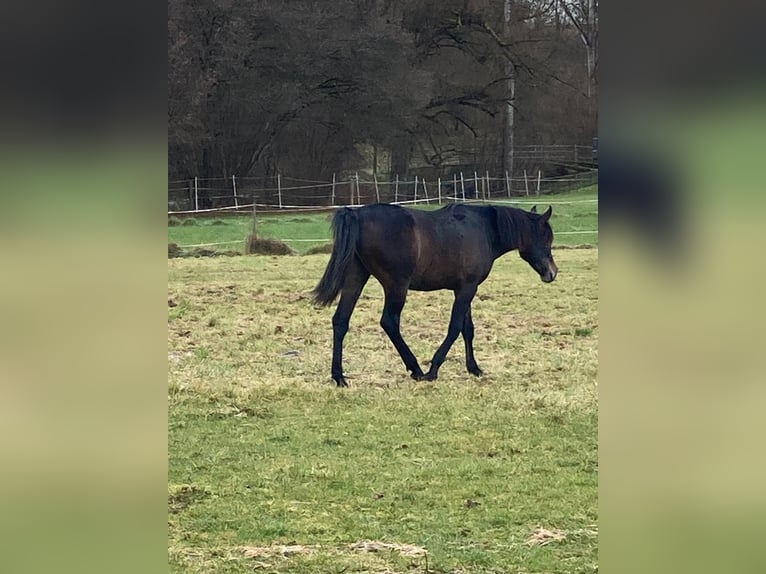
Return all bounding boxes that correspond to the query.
[168,168,597,215]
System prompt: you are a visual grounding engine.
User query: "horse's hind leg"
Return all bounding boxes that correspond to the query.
[331,259,369,387]
[380,287,425,379]
[462,306,483,377]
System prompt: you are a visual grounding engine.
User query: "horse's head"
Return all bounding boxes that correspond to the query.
[520,205,558,283]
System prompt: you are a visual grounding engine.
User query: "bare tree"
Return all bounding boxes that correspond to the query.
[168,0,598,183]
[503,0,515,178]
[560,0,598,97]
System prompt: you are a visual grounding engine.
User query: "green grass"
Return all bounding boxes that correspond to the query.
[168,186,598,254]
[168,249,598,573]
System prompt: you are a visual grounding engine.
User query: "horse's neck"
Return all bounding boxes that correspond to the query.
[493,208,525,257]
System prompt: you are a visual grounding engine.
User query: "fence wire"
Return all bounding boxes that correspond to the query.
[168,169,596,214]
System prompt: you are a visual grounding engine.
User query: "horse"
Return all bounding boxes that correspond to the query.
[312,202,558,387]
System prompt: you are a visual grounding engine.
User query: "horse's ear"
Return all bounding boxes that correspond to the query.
[541,206,552,222]
[530,205,537,213]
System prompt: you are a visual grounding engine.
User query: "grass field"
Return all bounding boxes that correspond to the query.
[168,244,598,572]
[168,186,598,254]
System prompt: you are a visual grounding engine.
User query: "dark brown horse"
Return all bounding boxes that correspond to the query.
[313,202,558,386]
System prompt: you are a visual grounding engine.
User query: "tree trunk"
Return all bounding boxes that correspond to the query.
[390,136,411,178]
[586,0,597,98]
[503,0,515,179]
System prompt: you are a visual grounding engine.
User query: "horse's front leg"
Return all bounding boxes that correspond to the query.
[418,285,478,381]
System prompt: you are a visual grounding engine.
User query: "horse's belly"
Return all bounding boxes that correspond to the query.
[409,266,465,291]
[409,276,452,291]
[410,258,490,291]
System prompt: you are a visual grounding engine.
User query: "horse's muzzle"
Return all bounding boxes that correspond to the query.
[541,262,558,283]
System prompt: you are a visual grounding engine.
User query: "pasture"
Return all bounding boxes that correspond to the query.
[168,186,598,254]
[168,231,598,571]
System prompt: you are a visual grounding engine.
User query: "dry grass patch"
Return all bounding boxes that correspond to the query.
[526,527,568,546]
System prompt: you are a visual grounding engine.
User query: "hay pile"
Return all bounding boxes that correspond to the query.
[168,243,241,258]
[305,242,333,255]
[245,234,293,255]
[168,242,183,258]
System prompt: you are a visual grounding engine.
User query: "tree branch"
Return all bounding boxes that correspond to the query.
[560,1,591,47]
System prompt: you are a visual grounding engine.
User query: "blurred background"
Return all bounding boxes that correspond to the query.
[600,1,766,573]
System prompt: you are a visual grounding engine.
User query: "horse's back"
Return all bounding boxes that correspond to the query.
[355,204,419,242]
[414,205,496,288]
[352,203,495,291]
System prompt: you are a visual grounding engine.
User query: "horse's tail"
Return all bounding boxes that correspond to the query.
[312,207,360,306]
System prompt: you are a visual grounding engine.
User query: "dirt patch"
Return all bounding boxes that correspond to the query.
[304,242,334,255]
[554,243,596,250]
[168,484,210,514]
[240,540,427,560]
[246,234,294,255]
[348,540,427,557]
[241,544,317,558]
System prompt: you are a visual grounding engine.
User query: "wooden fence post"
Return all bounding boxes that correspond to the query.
[331,173,336,205]
[355,172,361,204]
[505,170,511,197]
[453,174,458,202]
[414,175,418,203]
[373,173,380,203]
[250,187,258,239]
[232,175,238,208]
[277,173,282,208]
[460,172,466,202]
[524,169,529,196]
[537,169,541,196]
[474,171,479,200]
[437,177,442,204]
[194,176,199,211]
[395,174,399,203]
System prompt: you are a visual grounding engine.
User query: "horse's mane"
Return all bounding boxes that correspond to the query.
[492,206,532,251]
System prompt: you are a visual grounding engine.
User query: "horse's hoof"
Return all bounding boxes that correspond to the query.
[333,376,349,387]
[414,372,437,382]
[468,366,484,377]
